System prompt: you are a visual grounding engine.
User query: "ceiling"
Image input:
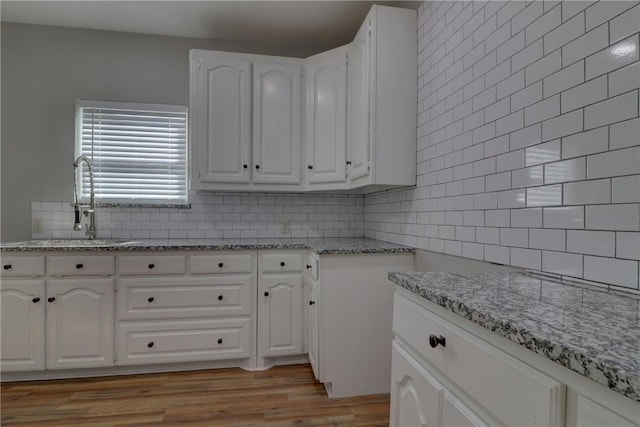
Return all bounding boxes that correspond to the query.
[1,1,422,49]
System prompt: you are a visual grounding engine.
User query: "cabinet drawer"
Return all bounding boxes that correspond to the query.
[190,253,254,274]
[0,256,45,277]
[46,255,114,276]
[261,252,304,272]
[118,276,253,320]
[393,293,564,427]
[119,255,185,275]
[117,318,251,365]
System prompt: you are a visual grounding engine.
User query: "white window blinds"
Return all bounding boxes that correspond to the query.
[76,100,188,204]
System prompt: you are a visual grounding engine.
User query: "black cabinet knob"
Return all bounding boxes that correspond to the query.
[218,262,224,268]
[428,334,446,348]
[255,165,260,169]
[218,295,223,301]
[75,263,83,269]
[264,291,269,297]
[243,164,248,169]
[32,297,41,303]
[306,264,312,269]
[148,263,155,269]
[147,342,154,348]
[47,297,55,303]
[147,297,154,303]
[217,338,223,344]
[346,161,352,165]
[307,165,313,170]
[280,261,285,267]
[3,264,12,270]
[309,300,316,306]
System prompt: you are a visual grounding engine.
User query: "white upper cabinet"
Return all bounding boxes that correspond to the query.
[253,61,302,185]
[304,46,348,189]
[347,5,417,190]
[190,53,251,186]
[189,4,417,193]
[190,50,303,191]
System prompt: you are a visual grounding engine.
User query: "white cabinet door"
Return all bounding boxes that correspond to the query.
[258,273,303,357]
[46,279,114,369]
[190,51,251,185]
[0,280,45,371]
[390,343,442,427]
[304,47,348,187]
[441,391,488,427]
[252,61,302,185]
[347,13,373,183]
[307,278,320,380]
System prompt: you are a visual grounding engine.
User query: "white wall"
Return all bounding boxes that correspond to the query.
[365,0,640,290]
[0,23,323,242]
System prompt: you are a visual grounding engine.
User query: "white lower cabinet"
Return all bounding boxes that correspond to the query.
[392,288,640,427]
[0,280,45,371]
[46,279,115,369]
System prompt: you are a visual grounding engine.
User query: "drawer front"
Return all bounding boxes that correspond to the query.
[118,276,253,320]
[0,256,45,277]
[190,253,254,274]
[46,255,114,276]
[119,255,185,275]
[117,318,251,365]
[261,252,304,273]
[393,293,564,427]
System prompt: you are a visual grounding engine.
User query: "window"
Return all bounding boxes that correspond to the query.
[75,100,188,205]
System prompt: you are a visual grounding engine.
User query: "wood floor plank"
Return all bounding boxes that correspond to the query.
[1,364,390,426]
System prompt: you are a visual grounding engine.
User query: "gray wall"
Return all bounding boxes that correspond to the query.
[1,23,321,241]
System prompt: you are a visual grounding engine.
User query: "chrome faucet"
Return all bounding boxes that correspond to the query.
[73,155,96,240]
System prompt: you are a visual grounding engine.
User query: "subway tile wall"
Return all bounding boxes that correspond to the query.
[364,0,640,290]
[32,192,364,240]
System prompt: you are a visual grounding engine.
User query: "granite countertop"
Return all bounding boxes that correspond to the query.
[388,271,640,401]
[0,237,414,256]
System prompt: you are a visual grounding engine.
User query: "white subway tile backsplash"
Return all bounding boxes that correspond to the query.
[583,255,639,288]
[587,146,640,179]
[584,91,638,130]
[561,127,609,159]
[585,35,639,79]
[563,179,611,205]
[543,206,585,228]
[530,228,566,251]
[542,250,584,277]
[617,232,640,260]
[612,175,640,203]
[585,204,640,231]
[610,118,640,150]
[362,0,639,289]
[562,23,610,67]
[567,230,616,256]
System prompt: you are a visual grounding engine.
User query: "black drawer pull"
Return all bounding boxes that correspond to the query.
[218,295,224,301]
[306,264,312,269]
[309,300,316,306]
[264,291,269,297]
[32,297,41,303]
[280,261,285,267]
[47,297,55,303]
[147,297,154,303]
[255,164,260,169]
[217,338,223,344]
[308,165,313,170]
[218,262,224,268]
[147,342,154,348]
[75,263,83,269]
[428,334,446,348]
[243,164,248,169]
[3,264,12,270]
[148,263,155,269]
[346,160,352,165]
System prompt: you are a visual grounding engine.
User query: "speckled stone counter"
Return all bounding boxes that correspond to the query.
[0,237,414,255]
[388,271,640,401]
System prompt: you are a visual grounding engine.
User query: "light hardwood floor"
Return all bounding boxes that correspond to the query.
[1,364,390,426]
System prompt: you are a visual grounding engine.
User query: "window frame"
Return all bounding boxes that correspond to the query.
[74,99,189,206]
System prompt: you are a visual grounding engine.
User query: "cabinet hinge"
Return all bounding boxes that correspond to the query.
[302,343,306,353]
[113,283,118,293]
[113,353,117,363]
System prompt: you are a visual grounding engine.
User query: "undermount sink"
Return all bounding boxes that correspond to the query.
[4,239,137,247]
